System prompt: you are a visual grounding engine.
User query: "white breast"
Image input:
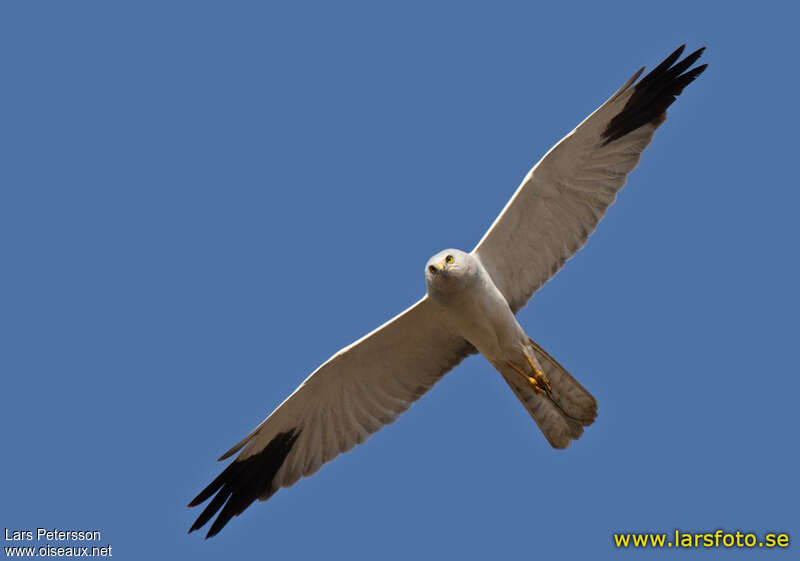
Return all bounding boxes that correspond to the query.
[431,256,526,361]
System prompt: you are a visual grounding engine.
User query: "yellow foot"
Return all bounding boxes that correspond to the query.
[505,359,548,396]
[523,351,551,393]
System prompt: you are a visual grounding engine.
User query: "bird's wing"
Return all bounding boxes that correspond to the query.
[188,296,475,537]
[473,45,706,313]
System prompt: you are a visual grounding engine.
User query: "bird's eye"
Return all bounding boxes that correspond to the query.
[445,255,454,263]
[429,265,437,273]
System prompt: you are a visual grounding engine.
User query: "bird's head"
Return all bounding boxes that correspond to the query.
[425,249,474,302]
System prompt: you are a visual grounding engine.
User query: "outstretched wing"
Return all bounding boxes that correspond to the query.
[188,297,474,538]
[473,45,707,313]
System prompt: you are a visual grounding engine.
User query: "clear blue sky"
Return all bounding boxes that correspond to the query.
[2,1,797,559]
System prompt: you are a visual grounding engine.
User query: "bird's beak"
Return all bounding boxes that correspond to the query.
[436,262,446,274]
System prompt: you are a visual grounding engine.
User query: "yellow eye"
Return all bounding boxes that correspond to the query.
[445,255,454,263]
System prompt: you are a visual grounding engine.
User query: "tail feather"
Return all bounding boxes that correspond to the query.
[499,339,597,449]
[528,338,597,426]
[501,374,585,449]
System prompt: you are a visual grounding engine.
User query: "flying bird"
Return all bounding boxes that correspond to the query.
[189,45,707,537]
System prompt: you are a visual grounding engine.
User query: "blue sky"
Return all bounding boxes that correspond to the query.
[2,1,798,559]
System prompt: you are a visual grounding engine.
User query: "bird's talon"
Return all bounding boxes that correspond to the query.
[524,352,551,393]
[527,377,546,395]
[506,359,550,395]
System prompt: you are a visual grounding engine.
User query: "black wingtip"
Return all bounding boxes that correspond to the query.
[187,429,301,538]
[666,43,687,64]
[216,450,234,462]
[187,495,205,508]
[602,45,707,145]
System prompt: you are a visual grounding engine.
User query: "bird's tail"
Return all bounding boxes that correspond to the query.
[498,338,597,449]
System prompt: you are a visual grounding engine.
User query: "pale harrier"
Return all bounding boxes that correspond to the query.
[189,45,707,537]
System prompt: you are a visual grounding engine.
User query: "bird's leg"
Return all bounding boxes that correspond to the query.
[505,359,548,396]
[523,350,551,393]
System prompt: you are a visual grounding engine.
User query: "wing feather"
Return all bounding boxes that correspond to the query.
[473,46,706,312]
[188,297,475,537]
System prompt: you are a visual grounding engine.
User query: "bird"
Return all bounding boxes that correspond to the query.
[188,45,707,538]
